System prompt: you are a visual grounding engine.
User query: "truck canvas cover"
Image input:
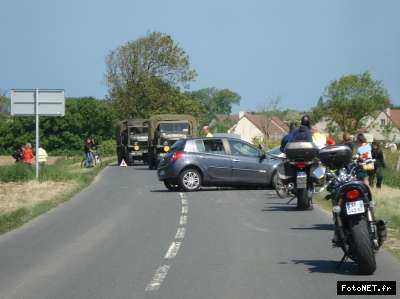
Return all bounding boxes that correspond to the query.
[148,114,197,139]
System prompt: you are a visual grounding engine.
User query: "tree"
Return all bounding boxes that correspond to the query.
[257,97,282,146]
[0,97,117,154]
[188,87,241,125]
[320,72,390,133]
[105,31,197,119]
[310,96,325,123]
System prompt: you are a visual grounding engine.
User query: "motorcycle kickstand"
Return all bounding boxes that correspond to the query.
[336,253,348,269]
[286,196,296,204]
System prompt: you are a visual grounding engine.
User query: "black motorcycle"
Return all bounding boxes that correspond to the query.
[276,142,326,210]
[319,145,386,275]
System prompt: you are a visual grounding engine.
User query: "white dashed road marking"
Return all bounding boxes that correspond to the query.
[145,192,189,292]
[164,241,182,259]
[175,227,185,239]
[179,215,187,225]
[145,265,171,291]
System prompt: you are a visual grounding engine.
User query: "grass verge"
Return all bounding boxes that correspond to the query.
[0,157,115,234]
[314,185,400,259]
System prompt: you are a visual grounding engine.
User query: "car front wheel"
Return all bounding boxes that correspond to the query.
[179,168,202,191]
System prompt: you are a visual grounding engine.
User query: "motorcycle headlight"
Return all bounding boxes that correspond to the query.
[163,145,170,152]
[133,145,140,151]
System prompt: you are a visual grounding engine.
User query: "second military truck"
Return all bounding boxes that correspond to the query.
[148,114,197,169]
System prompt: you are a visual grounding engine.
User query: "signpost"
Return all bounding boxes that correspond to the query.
[11,89,65,179]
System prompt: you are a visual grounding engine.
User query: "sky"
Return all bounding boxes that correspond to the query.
[1,0,399,113]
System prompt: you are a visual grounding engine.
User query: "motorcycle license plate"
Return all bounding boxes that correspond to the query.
[345,200,365,215]
[296,171,307,189]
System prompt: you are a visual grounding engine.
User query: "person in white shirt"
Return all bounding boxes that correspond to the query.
[203,126,213,137]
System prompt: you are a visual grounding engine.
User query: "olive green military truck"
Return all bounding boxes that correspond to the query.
[116,119,149,166]
[148,114,197,169]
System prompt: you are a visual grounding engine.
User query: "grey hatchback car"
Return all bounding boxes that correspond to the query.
[157,137,281,191]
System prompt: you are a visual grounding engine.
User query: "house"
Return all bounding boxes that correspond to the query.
[228,112,288,144]
[366,108,400,143]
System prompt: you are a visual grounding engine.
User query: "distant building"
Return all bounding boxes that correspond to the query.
[228,112,288,144]
[365,108,400,143]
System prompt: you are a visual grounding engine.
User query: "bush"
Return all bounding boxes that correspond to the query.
[0,159,78,182]
[98,139,116,157]
[383,150,400,188]
[0,163,35,182]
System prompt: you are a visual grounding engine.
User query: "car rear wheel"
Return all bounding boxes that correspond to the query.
[164,180,181,191]
[180,168,201,191]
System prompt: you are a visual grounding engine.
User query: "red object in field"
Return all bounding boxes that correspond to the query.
[294,161,306,169]
[171,151,183,162]
[346,189,361,201]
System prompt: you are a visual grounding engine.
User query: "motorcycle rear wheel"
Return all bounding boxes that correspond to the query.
[348,216,376,275]
[296,187,313,210]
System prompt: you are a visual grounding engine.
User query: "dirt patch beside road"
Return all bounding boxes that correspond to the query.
[0,181,78,213]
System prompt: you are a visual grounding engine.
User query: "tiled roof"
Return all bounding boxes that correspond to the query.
[243,113,288,135]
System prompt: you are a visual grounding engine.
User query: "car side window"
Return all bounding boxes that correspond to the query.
[199,139,226,155]
[228,140,259,157]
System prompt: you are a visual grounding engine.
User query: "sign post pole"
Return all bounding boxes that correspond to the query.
[35,88,39,179]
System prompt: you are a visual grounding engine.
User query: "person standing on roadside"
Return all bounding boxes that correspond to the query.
[22,143,34,165]
[37,146,48,165]
[203,126,213,137]
[342,132,354,152]
[370,142,385,189]
[84,138,94,167]
[355,133,372,185]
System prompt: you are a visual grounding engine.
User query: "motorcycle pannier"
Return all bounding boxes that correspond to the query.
[284,142,319,161]
[319,145,352,169]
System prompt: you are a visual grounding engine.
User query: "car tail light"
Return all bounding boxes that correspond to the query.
[294,161,306,169]
[345,189,361,201]
[171,151,183,162]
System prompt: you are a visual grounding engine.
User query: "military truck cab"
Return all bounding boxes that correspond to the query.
[148,115,197,169]
[116,119,149,166]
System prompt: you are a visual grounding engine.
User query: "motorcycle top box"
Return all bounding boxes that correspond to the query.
[319,145,352,169]
[284,142,319,161]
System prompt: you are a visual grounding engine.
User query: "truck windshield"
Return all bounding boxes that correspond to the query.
[129,127,148,135]
[159,122,189,133]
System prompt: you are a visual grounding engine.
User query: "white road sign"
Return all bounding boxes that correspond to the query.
[11,89,65,116]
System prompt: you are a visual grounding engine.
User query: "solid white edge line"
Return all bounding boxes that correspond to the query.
[145,265,171,291]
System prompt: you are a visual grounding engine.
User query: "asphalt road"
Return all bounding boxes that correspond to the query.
[0,165,398,299]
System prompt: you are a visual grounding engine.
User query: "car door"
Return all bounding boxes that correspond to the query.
[193,138,232,183]
[227,139,268,184]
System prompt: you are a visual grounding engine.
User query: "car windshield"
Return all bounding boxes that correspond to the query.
[159,122,189,133]
[268,146,282,156]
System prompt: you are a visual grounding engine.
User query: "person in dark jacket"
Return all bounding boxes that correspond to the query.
[84,138,94,167]
[287,115,312,144]
[370,142,385,188]
[280,122,297,152]
[342,132,354,153]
